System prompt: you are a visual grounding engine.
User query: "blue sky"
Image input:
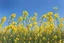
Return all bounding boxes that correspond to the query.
[0,0,64,20]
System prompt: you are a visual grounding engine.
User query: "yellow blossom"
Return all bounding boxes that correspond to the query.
[42,37,46,40]
[16,38,19,40]
[22,10,28,17]
[33,21,37,25]
[11,13,16,18]
[12,22,16,25]
[54,13,59,19]
[18,16,23,22]
[29,37,32,40]
[42,14,47,18]
[29,23,32,27]
[47,12,53,16]
[28,41,30,43]
[53,35,57,39]
[1,16,6,22]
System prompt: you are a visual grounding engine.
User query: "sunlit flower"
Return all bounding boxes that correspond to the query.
[42,14,47,19]
[12,22,17,25]
[33,21,37,25]
[47,12,53,16]
[11,13,16,18]
[22,10,28,17]
[1,16,6,22]
[18,16,23,22]
[54,13,59,19]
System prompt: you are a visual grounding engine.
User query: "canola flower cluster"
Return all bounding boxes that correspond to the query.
[0,10,64,43]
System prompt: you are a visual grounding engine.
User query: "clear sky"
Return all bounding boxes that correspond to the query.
[0,0,64,19]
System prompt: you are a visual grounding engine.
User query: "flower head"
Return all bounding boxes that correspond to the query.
[18,16,23,22]
[22,10,28,17]
[11,14,16,18]
[1,16,6,22]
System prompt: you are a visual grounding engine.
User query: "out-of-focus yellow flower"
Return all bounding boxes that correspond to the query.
[40,25,44,31]
[29,37,32,40]
[29,23,32,27]
[59,40,62,43]
[9,25,17,32]
[47,12,53,16]
[53,35,57,39]
[34,37,37,40]
[54,13,59,19]
[18,16,23,22]
[1,16,6,22]
[42,14,47,19]
[11,14,16,18]
[50,24,54,27]
[28,41,30,43]
[33,21,37,25]
[40,25,44,29]
[58,23,63,29]
[47,41,50,43]
[3,37,6,40]
[22,10,28,17]
[31,17,34,21]
[47,30,52,34]
[0,24,2,28]
[37,33,39,37]
[24,42,26,43]
[12,22,16,25]
[27,24,32,28]
[16,38,19,40]
[42,37,46,40]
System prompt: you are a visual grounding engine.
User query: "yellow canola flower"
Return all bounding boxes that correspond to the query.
[47,12,53,16]
[54,13,59,19]
[1,16,6,22]
[9,25,17,32]
[29,23,32,27]
[18,16,23,22]
[40,25,44,29]
[42,37,46,40]
[22,10,28,17]
[42,14,47,19]
[24,42,26,43]
[28,41,30,43]
[33,21,37,25]
[59,40,62,43]
[29,37,32,40]
[12,22,16,25]
[16,38,19,40]
[50,24,54,27]
[58,23,63,29]
[47,30,52,34]
[31,17,36,21]
[53,35,57,39]
[47,41,50,43]
[34,37,38,40]
[27,24,32,28]
[11,13,16,18]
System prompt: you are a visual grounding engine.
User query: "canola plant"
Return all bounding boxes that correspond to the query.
[0,10,64,43]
